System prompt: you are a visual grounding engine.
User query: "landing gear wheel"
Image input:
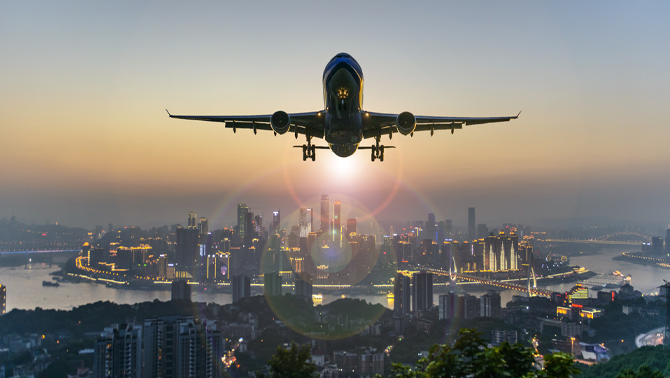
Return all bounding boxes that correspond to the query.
[302,145,307,161]
[379,146,385,162]
[371,147,376,162]
[311,145,316,161]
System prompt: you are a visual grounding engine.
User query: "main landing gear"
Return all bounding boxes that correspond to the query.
[302,137,316,161]
[371,137,385,162]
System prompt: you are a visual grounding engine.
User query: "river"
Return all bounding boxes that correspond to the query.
[0,245,665,312]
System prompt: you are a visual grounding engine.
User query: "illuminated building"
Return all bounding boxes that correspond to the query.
[188,211,197,230]
[199,217,208,235]
[394,273,411,315]
[272,210,281,233]
[346,218,357,240]
[232,275,250,303]
[171,280,191,301]
[321,194,330,233]
[94,323,142,378]
[480,290,501,318]
[166,264,176,279]
[206,255,220,281]
[237,204,249,239]
[556,306,572,319]
[158,254,168,278]
[567,284,588,303]
[468,207,475,241]
[144,316,223,378]
[0,284,5,315]
[412,272,433,313]
[333,200,341,244]
[445,219,453,238]
[295,273,313,300]
[484,232,519,272]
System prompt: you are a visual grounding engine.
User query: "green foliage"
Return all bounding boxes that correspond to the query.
[265,342,317,378]
[579,346,670,378]
[387,328,578,378]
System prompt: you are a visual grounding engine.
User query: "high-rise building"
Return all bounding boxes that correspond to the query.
[94,323,142,378]
[171,280,191,301]
[232,275,251,303]
[480,290,502,317]
[0,284,5,315]
[144,316,224,378]
[237,204,249,239]
[484,232,519,272]
[445,219,453,238]
[468,207,475,241]
[272,210,281,233]
[412,272,433,313]
[426,213,436,242]
[346,218,357,240]
[199,217,208,235]
[294,273,313,300]
[321,194,330,233]
[176,227,199,267]
[477,224,488,239]
[393,273,411,315]
[439,292,458,320]
[333,200,341,242]
[652,237,664,256]
[188,212,197,230]
[158,255,168,278]
[299,208,313,237]
[264,272,282,297]
[666,228,670,254]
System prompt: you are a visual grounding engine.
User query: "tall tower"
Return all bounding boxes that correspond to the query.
[188,212,197,230]
[346,218,357,240]
[412,272,434,313]
[427,213,436,242]
[237,204,248,239]
[321,195,330,233]
[394,273,411,315]
[272,210,281,233]
[94,323,142,378]
[199,217,208,235]
[333,201,341,242]
[468,207,475,241]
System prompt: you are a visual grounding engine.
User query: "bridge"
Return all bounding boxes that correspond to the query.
[403,269,552,297]
[594,232,652,242]
[544,239,641,246]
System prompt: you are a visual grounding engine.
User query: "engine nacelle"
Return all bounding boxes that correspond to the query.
[396,111,416,135]
[271,111,291,134]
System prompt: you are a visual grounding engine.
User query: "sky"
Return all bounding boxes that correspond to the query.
[1,1,669,230]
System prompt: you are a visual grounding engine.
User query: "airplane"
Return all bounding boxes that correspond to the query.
[167,52,520,162]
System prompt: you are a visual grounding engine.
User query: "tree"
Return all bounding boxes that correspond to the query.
[264,342,317,378]
[386,328,579,378]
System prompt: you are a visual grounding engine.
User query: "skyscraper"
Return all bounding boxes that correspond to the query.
[294,273,313,300]
[232,275,251,303]
[426,213,436,242]
[333,200,341,241]
[264,272,282,297]
[321,194,330,233]
[199,217,208,235]
[94,323,142,378]
[188,211,197,230]
[480,290,502,317]
[393,273,411,315]
[176,226,199,268]
[237,204,249,239]
[171,280,191,301]
[468,207,475,241]
[299,208,313,237]
[412,271,433,313]
[272,210,281,233]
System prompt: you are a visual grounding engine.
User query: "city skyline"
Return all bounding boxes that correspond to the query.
[2,2,670,228]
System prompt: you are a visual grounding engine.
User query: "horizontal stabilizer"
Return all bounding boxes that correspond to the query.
[358,146,395,149]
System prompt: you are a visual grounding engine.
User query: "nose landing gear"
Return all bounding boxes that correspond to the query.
[302,137,316,161]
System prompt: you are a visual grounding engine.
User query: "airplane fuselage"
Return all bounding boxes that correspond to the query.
[322,53,364,157]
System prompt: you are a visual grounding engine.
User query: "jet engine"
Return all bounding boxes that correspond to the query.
[271,111,291,134]
[395,111,416,135]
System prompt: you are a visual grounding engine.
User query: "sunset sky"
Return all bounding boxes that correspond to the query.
[1,1,669,230]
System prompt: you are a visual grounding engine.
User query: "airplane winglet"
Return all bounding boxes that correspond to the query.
[516,110,522,118]
[165,109,172,117]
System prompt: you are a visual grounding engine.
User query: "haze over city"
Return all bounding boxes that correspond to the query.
[1,1,669,229]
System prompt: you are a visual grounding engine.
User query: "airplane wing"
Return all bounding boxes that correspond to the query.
[166,110,326,138]
[362,111,520,139]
